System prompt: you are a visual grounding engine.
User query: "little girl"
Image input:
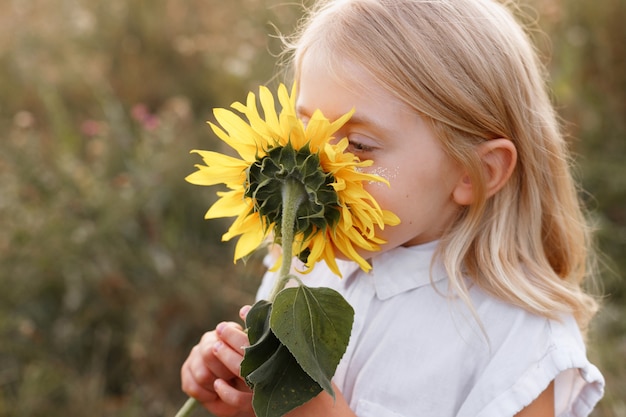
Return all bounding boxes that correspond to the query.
[180,0,605,416]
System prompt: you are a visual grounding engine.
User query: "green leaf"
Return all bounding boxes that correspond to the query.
[246,301,272,344]
[270,286,354,397]
[247,344,323,417]
[241,300,276,380]
[241,300,323,417]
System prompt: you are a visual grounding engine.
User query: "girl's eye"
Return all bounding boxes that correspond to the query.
[349,141,372,152]
[347,137,376,154]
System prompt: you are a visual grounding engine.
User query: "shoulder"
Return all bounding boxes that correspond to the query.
[448,287,605,417]
[338,278,604,417]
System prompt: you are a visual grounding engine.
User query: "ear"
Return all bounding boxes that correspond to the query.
[452,139,517,205]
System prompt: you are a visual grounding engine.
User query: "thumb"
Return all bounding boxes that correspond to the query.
[239,305,252,321]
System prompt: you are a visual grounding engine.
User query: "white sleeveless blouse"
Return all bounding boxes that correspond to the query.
[256,242,604,417]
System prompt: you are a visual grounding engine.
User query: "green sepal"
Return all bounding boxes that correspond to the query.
[241,300,323,417]
[270,286,354,398]
[244,142,342,263]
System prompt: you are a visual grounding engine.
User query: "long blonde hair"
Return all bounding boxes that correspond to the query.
[285,0,599,332]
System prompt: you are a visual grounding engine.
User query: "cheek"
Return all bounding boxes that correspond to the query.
[361,164,401,207]
[366,166,400,184]
[363,174,409,217]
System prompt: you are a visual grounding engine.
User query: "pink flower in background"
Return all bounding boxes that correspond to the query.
[80,119,106,137]
[131,104,160,131]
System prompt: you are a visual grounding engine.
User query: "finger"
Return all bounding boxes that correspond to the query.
[183,330,237,398]
[213,340,245,377]
[216,321,243,335]
[200,379,253,417]
[185,345,221,392]
[197,331,237,381]
[239,305,251,321]
[187,344,230,389]
[214,378,254,412]
[181,359,218,403]
[218,323,250,354]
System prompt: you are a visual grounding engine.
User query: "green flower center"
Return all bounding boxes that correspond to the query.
[245,142,341,250]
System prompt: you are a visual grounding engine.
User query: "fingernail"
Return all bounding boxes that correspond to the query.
[216,322,226,335]
[213,341,223,352]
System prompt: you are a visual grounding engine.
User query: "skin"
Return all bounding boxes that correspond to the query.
[296,55,464,253]
[180,52,553,416]
[180,307,254,417]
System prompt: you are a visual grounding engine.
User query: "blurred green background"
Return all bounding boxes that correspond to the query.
[0,0,623,416]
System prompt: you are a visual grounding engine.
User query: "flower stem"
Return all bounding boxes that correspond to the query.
[175,179,306,417]
[268,178,306,302]
[175,397,198,417]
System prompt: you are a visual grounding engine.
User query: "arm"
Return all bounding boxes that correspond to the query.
[514,381,555,417]
[290,373,554,417]
[284,384,356,417]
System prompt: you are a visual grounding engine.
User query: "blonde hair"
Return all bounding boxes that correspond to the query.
[285,0,599,332]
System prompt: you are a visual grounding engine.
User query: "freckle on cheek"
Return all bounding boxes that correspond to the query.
[365,166,400,185]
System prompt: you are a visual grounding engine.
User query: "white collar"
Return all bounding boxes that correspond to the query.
[368,241,447,300]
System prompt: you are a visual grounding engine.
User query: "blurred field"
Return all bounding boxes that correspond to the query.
[0,0,624,416]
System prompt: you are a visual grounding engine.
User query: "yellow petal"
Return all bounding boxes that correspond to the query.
[382,210,401,226]
[279,113,306,148]
[233,224,267,261]
[234,95,277,151]
[320,238,342,276]
[185,151,248,187]
[305,112,332,151]
[213,108,264,161]
[277,83,297,117]
[304,232,325,267]
[328,108,354,134]
[309,232,342,277]
[205,190,248,219]
[259,86,280,130]
[331,232,372,272]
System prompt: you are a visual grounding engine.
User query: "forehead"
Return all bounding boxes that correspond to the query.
[295,47,358,89]
[296,53,422,145]
[296,50,414,122]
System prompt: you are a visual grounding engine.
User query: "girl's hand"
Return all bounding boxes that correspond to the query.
[180,306,254,417]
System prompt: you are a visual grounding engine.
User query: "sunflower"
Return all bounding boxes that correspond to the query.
[186,83,399,276]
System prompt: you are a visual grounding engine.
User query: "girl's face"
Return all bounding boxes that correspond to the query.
[296,53,464,253]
